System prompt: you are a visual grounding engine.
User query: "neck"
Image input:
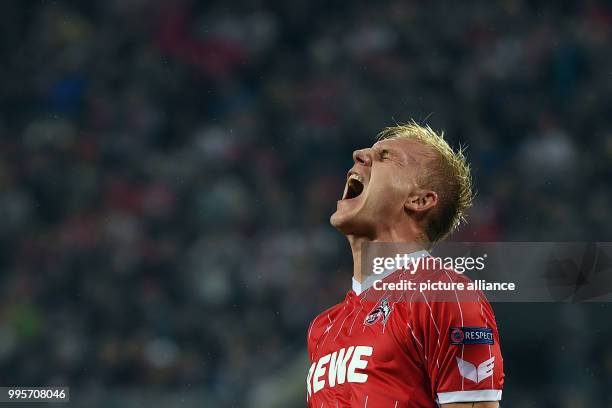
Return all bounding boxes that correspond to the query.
[348,228,427,283]
[349,236,365,283]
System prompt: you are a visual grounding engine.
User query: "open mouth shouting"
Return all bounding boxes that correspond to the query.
[342,173,365,201]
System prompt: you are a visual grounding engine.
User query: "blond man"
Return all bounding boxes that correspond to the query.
[306,122,504,407]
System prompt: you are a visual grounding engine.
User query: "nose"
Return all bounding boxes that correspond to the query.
[353,148,372,167]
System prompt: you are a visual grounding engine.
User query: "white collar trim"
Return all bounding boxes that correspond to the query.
[352,249,430,295]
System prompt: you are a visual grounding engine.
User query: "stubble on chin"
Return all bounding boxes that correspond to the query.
[330,210,372,238]
[330,210,352,234]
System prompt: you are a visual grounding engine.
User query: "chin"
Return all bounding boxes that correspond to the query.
[329,210,345,229]
[330,210,351,233]
[330,209,368,236]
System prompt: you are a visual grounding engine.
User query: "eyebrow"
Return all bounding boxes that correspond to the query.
[375,146,392,155]
[374,142,419,165]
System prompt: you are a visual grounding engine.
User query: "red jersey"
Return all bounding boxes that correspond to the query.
[306,252,504,407]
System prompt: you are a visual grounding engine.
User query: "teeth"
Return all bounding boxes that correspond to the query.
[348,174,363,183]
[342,173,364,200]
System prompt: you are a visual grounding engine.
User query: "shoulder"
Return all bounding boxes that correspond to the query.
[307,298,348,350]
[408,267,497,326]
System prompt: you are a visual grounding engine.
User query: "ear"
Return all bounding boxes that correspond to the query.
[404,190,438,213]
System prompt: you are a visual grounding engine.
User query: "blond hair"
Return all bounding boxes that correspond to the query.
[377,121,473,242]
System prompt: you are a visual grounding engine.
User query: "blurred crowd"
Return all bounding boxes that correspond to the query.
[1,0,612,406]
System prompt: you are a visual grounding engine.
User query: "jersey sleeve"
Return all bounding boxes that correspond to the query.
[412,288,504,404]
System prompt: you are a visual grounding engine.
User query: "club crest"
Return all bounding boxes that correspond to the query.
[364,297,393,326]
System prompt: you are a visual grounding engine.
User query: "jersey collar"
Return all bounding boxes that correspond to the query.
[352,249,430,295]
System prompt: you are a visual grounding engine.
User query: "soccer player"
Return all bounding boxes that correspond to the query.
[306,123,504,407]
